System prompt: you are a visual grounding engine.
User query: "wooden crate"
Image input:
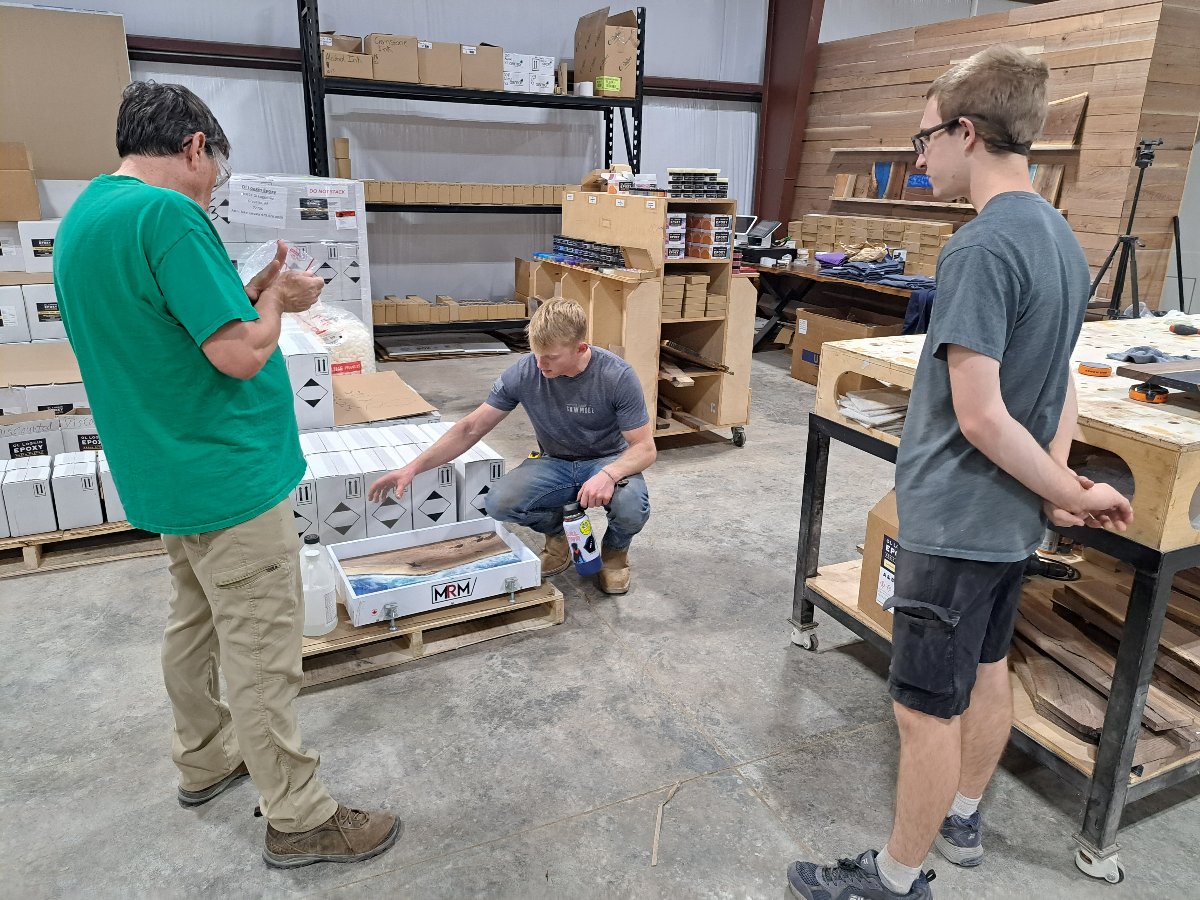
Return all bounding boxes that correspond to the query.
[301,582,564,688]
[0,521,163,578]
[815,317,1200,552]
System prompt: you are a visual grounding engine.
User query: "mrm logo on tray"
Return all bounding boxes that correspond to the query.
[431,578,476,605]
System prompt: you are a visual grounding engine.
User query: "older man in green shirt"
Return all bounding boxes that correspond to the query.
[54,81,399,869]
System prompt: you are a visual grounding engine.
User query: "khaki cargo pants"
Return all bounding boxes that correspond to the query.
[160,500,338,833]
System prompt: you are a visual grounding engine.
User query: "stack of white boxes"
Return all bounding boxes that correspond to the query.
[290,421,507,547]
[208,175,373,329]
[279,329,334,432]
[0,283,68,344]
[502,52,556,94]
[0,449,127,537]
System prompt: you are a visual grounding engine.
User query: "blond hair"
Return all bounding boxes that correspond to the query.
[528,298,588,350]
[926,45,1049,154]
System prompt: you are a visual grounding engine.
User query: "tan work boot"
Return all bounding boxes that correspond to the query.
[263,804,402,869]
[178,761,250,809]
[598,545,630,595]
[540,531,571,577]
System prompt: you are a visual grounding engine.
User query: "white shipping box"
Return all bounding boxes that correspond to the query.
[3,455,56,536]
[17,220,60,273]
[0,459,9,536]
[352,446,413,537]
[0,412,66,459]
[329,517,541,626]
[409,446,457,529]
[0,286,31,342]
[453,441,506,520]
[300,429,351,456]
[51,451,102,529]
[502,52,532,73]
[0,224,24,273]
[530,54,556,73]
[21,284,66,340]
[339,427,392,451]
[96,452,125,522]
[0,389,22,416]
[378,423,425,446]
[528,73,555,94]
[57,411,101,452]
[307,450,367,544]
[20,383,88,416]
[289,465,318,541]
[279,330,333,431]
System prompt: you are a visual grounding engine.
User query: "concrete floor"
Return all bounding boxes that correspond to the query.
[4,349,1199,899]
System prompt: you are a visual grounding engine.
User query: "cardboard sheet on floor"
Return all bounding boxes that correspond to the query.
[331,371,436,426]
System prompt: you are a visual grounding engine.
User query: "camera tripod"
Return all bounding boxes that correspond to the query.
[1093,138,1163,319]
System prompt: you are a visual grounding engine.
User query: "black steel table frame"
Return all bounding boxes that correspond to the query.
[752,271,816,350]
[791,412,1200,872]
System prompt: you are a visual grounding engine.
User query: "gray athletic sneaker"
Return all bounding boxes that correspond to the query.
[787,849,935,899]
[934,811,983,867]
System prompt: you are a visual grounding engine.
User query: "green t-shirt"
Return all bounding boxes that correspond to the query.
[54,175,305,534]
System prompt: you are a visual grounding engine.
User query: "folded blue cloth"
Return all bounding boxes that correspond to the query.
[1106,345,1198,364]
[879,274,937,289]
[820,259,905,282]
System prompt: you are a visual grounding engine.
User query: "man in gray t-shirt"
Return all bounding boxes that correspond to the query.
[789,46,1133,900]
[369,298,656,595]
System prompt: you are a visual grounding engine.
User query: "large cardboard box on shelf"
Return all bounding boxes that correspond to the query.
[323,49,373,80]
[0,143,40,221]
[366,33,418,82]
[461,44,503,91]
[418,40,462,86]
[858,490,899,637]
[790,306,905,386]
[574,7,639,98]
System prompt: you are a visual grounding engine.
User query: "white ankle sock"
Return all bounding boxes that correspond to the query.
[876,845,919,895]
[950,791,981,818]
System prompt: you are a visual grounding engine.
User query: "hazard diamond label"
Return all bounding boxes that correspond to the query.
[314,261,338,284]
[326,502,361,535]
[418,491,451,522]
[373,496,409,528]
[293,510,313,534]
[297,378,329,408]
[471,485,489,512]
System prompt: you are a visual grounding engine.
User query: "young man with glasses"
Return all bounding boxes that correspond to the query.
[787,46,1132,900]
[54,81,401,868]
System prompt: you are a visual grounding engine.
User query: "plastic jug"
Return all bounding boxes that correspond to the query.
[300,534,338,637]
[563,501,603,576]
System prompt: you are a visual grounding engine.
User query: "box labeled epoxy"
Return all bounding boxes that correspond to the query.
[17,220,60,273]
[0,286,31,342]
[96,451,125,522]
[0,412,66,459]
[21,284,66,340]
[352,445,413,537]
[3,455,56,536]
[328,517,541,626]
[51,451,102,529]
[57,410,101,452]
[279,330,333,432]
[307,450,367,544]
[289,464,318,540]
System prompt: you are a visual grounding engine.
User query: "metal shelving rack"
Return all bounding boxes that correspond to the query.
[791,412,1200,885]
[297,0,646,183]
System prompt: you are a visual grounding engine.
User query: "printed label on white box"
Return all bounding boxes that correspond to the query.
[228,178,288,227]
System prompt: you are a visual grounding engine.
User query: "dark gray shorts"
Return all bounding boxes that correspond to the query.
[886,547,1026,719]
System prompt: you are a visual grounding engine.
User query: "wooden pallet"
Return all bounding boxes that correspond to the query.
[0,520,163,578]
[301,582,565,688]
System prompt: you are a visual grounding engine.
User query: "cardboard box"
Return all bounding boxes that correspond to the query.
[574,7,639,98]
[307,450,367,544]
[328,517,540,626]
[411,423,505,520]
[279,330,334,432]
[51,450,102,528]
[353,445,414,537]
[790,306,905,386]
[417,40,461,87]
[858,490,899,636]
[322,49,373,80]
[366,33,418,83]
[0,154,40,221]
[502,52,532,73]
[503,71,529,93]
[0,223,24,273]
[0,412,64,459]
[687,213,733,230]
[408,443,457,529]
[299,429,351,456]
[18,220,60,273]
[96,451,125,522]
[685,243,729,260]
[2,455,55,535]
[530,55,556,73]
[333,137,351,159]
[22,383,89,415]
[332,371,437,426]
[460,44,503,91]
[321,32,362,52]
[289,464,318,540]
[0,286,31,343]
[528,73,555,94]
[0,459,9,536]
[21,284,65,340]
[335,158,352,179]
[57,410,101,452]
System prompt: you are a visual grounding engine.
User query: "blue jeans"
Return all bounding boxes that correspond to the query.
[485,454,650,550]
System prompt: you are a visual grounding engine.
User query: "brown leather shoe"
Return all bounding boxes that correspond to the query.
[263,804,402,869]
[178,762,250,809]
[598,546,630,594]
[540,531,571,577]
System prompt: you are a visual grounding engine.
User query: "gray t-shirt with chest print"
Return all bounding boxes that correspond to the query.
[895,191,1089,562]
[486,347,649,459]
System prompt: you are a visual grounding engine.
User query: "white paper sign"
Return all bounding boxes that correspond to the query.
[228,178,287,227]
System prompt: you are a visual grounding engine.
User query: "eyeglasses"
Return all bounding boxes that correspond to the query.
[208,145,232,190]
[911,118,963,156]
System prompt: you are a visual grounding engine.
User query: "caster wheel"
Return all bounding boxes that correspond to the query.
[731,428,747,448]
[790,627,818,651]
[1075,848,1125,884]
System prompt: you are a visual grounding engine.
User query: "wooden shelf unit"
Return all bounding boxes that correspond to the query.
[828,196,973,211]
[555,191,753,440]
